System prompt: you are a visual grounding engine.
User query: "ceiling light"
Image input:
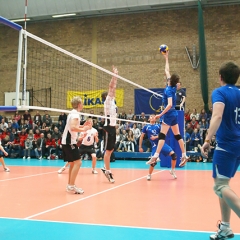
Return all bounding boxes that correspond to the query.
[52,13,76,18]
[11,18,30,22]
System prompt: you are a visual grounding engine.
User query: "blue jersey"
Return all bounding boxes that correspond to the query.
[212,84,240,154]
[163,85,177,109]
[142,124,160,146]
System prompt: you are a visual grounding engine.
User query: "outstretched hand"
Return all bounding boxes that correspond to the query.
[112,65,118,75]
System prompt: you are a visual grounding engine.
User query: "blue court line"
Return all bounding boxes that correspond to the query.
[4,158,216,171]
[1,218,239,240]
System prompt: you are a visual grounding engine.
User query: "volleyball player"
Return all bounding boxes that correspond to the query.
[201,62,240,240]
[101,66,118,183]
[139,114,177,180]
[146,51,189,167]
[0,140,10,172]
[61,96,90,194]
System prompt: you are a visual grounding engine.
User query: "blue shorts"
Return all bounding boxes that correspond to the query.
[151,143,173,157]
[212,149,240,178]
[163,111,178,126]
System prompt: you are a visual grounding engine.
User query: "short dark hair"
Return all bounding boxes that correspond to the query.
[170,73,180,87]
[219,62,240,85]
[101,92,108,100]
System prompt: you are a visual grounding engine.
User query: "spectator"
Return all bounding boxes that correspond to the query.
[12,119,19,131]
[0,119,8,131]
[42,111,50,123]
[131,123,141,144]
[184,108,191,123]
[138,112,148,122]
[45,133,56,159]
[23,110,31,121]
[190,108,199,121]
[23,138,33,159]
[19,129,28,151]
[198,109,208,123]
[185,130,191,151]
[34,133,46,159]
[190,116,198,129]
[118,111,127,120]
[175,81,186,110]
[125,129,136,152]
[114,129,122,151]
[43,114,52,127]
[9,128,17,142]
[190,128,201,151]
[43,126,52,138]
[14,111,21,123]
[58,112,67,127]
[51,127,61,141]
[57,120,64,133]
[126,109,134,120]
[9,135,21,157]
[117,129,128,152]
[33,111,42,125]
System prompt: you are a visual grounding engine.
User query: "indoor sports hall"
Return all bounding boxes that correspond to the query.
[0,0,240,240]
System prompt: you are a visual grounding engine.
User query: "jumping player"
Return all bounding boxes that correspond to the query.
[139,114,177,180]
[147,51,189,167]
[101,66,118,183]
[201,62,240,240]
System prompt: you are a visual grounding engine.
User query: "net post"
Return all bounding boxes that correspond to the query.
[16,29,24,108]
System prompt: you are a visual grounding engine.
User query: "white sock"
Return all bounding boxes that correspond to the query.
[221,222,230,229]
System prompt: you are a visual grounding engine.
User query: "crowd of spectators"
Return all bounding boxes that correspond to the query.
[0,107,216,162]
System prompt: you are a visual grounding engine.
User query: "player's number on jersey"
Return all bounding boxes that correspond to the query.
[234,107,240,124]
[87,136,91,142]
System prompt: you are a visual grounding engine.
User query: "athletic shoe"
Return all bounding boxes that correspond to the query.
[146,156,160,165]
[92,169,98,174]
[27,157,31,159]
[179,156,190,167]
[58,167,65,174]
[38,156,42,160]
[170,169,177,179]
[210,221,234,240]
[23,156,26,159]
[47,156,50,160]
[66,185,84,194]
[101,168,115,183]
[4,167,10,172]
[55,156,58,159]
[147,174,151,181]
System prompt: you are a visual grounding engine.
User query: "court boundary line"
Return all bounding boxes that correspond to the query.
[1,217,240,235]
[24,170,166,219]
[0,171,58,182]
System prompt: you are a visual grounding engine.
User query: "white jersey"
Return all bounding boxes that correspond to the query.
[104,95,117,126]
[80,128,97,146]
[61,109,80,145]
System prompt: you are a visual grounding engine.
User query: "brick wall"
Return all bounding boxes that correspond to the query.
[0,5,240,115]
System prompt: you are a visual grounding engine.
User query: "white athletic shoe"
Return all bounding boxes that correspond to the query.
[210,222,234,240]
[4,167,10,172]
[170,169,177,179]
[146,174,151,181]
[27,157,31,159]
[23,156,26,159]
[179,156,190,167]
[92,169,98,174]
[58,167,65,174]
[66,185,84,194]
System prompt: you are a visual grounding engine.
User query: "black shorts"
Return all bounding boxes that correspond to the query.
[62,144,80,162]
[103,125,116,151]
[78,144,96,157]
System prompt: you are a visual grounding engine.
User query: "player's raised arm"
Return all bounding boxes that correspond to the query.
[108,65,118,98]
[164,51,171,79]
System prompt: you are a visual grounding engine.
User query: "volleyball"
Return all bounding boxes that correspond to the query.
[159,44,169,54]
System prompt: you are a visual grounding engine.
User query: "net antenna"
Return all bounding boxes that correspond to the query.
[0,16,163,124]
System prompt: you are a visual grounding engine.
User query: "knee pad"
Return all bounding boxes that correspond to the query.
[158,133,166,140]
[150,162,157,168]
[213,178,230,198]
[170,153,177,160]
[174,134,182,141]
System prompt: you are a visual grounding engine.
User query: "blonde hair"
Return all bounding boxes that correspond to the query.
[71,96,82,109]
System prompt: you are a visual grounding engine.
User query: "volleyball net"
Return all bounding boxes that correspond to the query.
[0,16,163,123]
